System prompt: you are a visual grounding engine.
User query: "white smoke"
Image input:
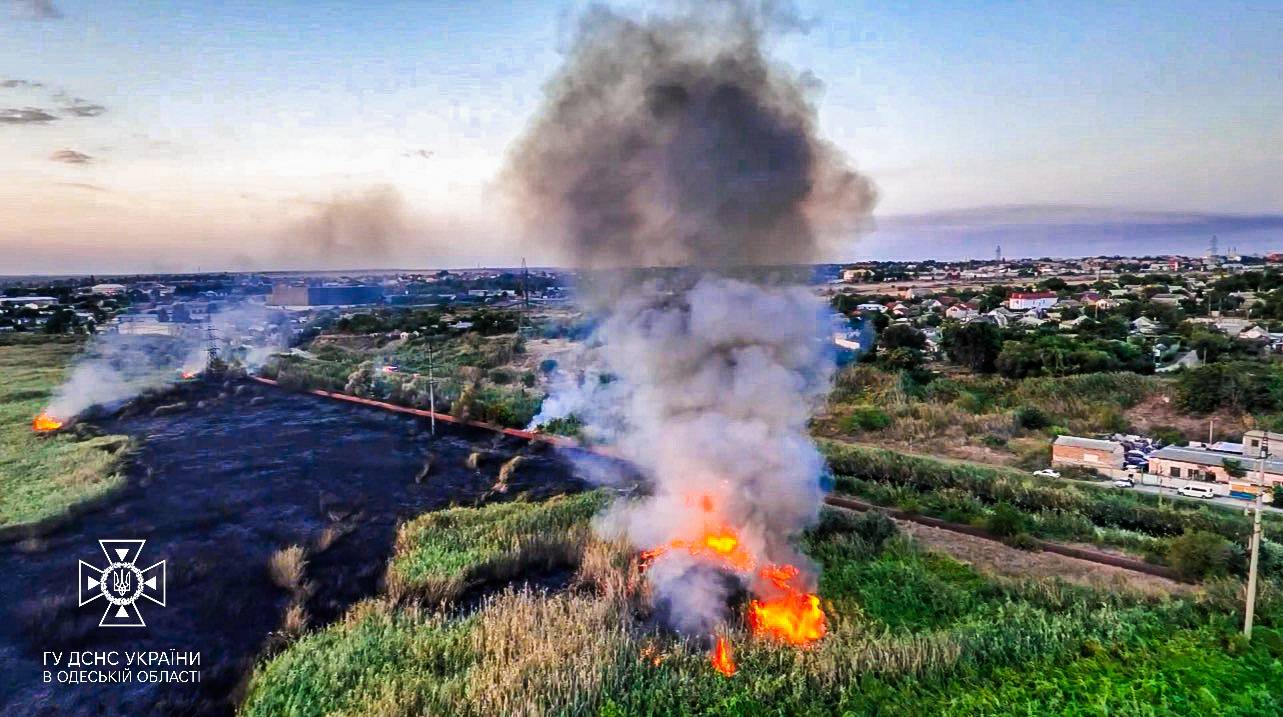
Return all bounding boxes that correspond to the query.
[45,302,287,420]
[590,276,833,630]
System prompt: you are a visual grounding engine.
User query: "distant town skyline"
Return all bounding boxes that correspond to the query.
[3,0,1281,274]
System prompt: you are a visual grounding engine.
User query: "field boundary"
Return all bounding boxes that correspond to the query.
[823,493,1188,582]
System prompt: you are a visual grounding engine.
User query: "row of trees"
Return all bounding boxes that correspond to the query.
[938,322,1152,378]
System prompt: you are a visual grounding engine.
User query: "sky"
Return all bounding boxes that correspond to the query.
[2,0,1281,274]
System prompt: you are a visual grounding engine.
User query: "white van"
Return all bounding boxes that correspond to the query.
[1177,484,1217,499]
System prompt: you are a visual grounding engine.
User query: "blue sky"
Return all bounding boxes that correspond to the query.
[2,0,1280,272]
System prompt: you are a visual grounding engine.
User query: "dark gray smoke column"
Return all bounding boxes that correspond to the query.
[505,1,877,272]
[506,1,878,636]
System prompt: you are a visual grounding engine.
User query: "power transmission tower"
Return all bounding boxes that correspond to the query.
[204,320,223,374]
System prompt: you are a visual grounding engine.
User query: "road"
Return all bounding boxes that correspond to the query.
[1120,480,1283,514]
[825,436,1283,518]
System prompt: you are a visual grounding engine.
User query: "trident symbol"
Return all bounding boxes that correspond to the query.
[112,569,131,596]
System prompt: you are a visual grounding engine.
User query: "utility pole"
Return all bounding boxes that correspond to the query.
[426,340,437,435]
[1209,418,1216,445]
[1245,436,1267,638]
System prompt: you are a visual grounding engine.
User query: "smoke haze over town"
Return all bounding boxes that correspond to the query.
[3,1,1281,274]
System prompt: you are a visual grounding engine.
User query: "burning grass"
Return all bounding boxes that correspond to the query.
[241,494,1283,716]
[0,337,129,530]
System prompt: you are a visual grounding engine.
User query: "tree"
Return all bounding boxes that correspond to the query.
[1222,458,1247,479]
[1176,362,1283,414]
[943,322,1003,373]
[43,308,76,334]
[880,324,926,351]
[880,347,924,372]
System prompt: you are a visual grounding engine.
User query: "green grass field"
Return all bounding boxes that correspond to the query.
[241,493,1283,716]
[0,336,128,530]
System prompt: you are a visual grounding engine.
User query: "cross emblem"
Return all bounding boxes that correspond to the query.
[78,539,167,627]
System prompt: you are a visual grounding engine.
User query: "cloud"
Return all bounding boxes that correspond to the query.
[50,149,93,164]
[7,0,61,20]
[0,107,57,124]
[402,149,434,160]
[1,79,43,89]
[62,98,106,117]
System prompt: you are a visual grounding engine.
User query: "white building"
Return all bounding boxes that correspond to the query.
[1007,291,1058,311]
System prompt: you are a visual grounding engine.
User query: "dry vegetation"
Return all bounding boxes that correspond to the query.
[816,365,1166,467]
[268,545,308,592]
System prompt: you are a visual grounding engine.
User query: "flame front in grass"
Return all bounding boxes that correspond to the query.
[32,412,63,432]
[639,525,755,574]
[748,564,827,646]
[710,636,736,677]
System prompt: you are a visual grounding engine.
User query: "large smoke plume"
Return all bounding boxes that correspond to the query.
[277,185,407,269]
[507,1,877,634]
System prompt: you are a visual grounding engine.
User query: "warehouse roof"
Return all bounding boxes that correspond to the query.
[1053,436,1122,452]
[1149,446,1283,474]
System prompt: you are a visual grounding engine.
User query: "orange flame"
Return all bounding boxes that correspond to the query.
[702,531,739,555]
[748,593,826,645]
[748,564,826,646]
[638,547,667,571]
[639,526,755,573]
[32,412,63,432]
[710,636,736,677]
[181,371,197,379]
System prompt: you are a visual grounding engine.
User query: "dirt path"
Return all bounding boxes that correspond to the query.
[896,520,1193,597]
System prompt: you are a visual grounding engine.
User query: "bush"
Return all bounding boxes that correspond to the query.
[809,507,898,549]
[538,414,584,439]
[1151,425,1185,446]
[955,391,993,414]
[1167,530,1234,580]
[488,368,514,385]
[845,405,892,432]
[986,502,1027,537]
[1013,406,1050,430]
[851,510,898,548]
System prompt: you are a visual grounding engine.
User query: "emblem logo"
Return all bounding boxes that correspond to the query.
[78,539,166,627]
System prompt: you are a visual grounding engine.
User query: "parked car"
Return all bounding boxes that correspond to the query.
[1113,477,1135,488]
[1177,484,1217,499]
[1033,469,1061,478]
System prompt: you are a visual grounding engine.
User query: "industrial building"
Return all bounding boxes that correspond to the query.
[268,284,384,307]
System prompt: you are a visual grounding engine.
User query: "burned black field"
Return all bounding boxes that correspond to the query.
[0,382,584,716]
